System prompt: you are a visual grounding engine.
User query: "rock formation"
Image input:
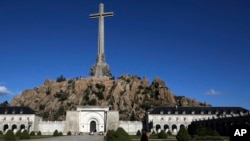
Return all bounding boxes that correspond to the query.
[11,75,210,121]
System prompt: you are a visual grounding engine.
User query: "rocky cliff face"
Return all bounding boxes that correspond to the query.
[11,75,210,121]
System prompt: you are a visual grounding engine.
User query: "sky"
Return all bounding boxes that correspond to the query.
[0,0,249,109]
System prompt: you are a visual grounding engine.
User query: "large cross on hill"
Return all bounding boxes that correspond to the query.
[89,3,113,78]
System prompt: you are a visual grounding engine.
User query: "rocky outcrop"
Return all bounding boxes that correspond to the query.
[11,75,210,121]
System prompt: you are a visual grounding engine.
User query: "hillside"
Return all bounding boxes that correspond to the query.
[11,75,211,120]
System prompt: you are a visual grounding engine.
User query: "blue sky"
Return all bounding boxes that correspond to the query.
[0,0,249,109]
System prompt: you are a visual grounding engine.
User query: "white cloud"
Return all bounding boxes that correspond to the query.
[0,86,11,95]
[206,89,221,95]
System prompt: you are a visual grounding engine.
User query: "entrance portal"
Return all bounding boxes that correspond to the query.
[90,121,96,132]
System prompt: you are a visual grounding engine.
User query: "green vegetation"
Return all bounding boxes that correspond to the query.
[194,126,220,137]
[4,130,16,141]
[136,130,141,136]
[52,130,63,136]
[53,130,59,136]
[29,131,35,136]
[158,130,168,139]
[15,130,21,137]
[176,125,191,141]
[20,130,30,139]
[106,127,131,141]
[37,131,42,136]
[67,131,71,136]
[88,99,97,105]
[56,75,66,82]
[58,132,63,136]
[39,104,45,110]
[95,91,104,100]
[54,90,69,101]
[167,130,172,136]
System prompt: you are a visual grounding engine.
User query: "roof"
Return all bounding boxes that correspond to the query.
[149,106,249,115]
[0,106,36,115]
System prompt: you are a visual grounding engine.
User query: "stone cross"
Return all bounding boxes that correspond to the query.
[89,3,113,78]
[89,3,113,63]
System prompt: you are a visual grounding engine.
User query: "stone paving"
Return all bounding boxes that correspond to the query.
[23,135,104,141]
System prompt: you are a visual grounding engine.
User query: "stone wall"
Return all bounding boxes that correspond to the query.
[119,121,142,135]
[38,121,65,135]
[106,111,119,131]
[64,111,79,133]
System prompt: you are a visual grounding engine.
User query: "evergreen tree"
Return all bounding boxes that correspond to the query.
[176,125,191,141]
[136,130,141,136]
[53,130,59,136]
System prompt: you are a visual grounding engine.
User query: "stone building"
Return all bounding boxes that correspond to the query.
[0,106,41,133]
[37,106,119,135]
[1,105,249,136]
[148,106,249,135]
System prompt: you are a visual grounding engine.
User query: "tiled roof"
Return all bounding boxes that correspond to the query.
[149,106,249,115]
[0,106,36,114]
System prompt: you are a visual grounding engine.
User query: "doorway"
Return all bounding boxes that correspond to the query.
[90,121,96,132]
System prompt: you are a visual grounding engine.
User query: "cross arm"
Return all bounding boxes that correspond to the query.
[89,12,114,18]
[89,13,100,18]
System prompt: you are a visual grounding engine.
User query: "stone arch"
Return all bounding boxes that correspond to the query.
[90,120,97,132]
[164,124,169,132]
[20,124,25,131]
[156,124,161,133]
[12,124,17,131]
[88,118,99,133]
[81,111,105,133]
[3,124,9,132]
[172,124,177,134]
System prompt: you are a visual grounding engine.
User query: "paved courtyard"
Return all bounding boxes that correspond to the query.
[23,135,104,141]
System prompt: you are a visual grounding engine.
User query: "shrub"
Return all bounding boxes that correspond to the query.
[106,130,116,141]
[176,125,191,141]
[158,130,167,139]
[53,130,59,136]
[106,128,132,141]
[15,130,21,137]
[54,91,69,101]
[115,127,131,141]
[167,130,172,135]
[88,99,97,105]
[58,132,63,136]
[29,131,35,136]
[4,130,16,141]
[136,130,141,136]
[67,131,71,136]
[20,130,30,139]
[37,131,42,136]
